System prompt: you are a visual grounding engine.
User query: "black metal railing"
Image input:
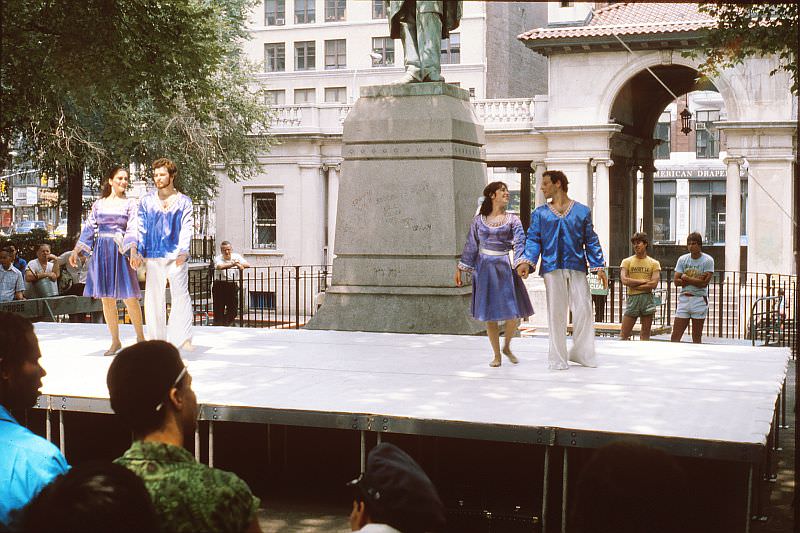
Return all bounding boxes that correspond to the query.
[188,264,331,328]
[189,236,215,263]
[595,267,796,350]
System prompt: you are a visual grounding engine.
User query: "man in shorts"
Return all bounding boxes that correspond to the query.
[670,232,714,344]
[619,233,660,340]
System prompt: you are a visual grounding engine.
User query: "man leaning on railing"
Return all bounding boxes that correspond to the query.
[212,241,250,327]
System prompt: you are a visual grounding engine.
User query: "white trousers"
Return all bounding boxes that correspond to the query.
[543,269,597,370]
[144,258,192,347]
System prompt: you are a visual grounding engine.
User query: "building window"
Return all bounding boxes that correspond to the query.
[249,291,276,310]
[441,33,460,64]
[689,180,726,244]
[325,39,346,70]
[265,90,285,105]
[325,0,346,21]
[295,41,316,71]
[324,87,347,103]
[560,2,574,7]
[695,110,720,159]
[372,0,386,19]
[653,181,676,243]
[372,37,394,66]
[252,193,277,249]
[294,88,315,104]
[264,43,285,72]
[653,111,671,160]
[265,0,285,25]
[294,0,315,24]
[469,87,476,97]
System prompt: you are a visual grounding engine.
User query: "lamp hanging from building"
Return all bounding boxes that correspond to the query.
[680,94,692,135]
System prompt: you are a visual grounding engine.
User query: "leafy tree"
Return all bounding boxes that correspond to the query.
[1,0,273,237]
[692,3,798,94]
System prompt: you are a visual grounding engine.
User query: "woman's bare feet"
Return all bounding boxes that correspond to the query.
[502,346,519,364]
[489,356,501,367]
[104,343,122,357]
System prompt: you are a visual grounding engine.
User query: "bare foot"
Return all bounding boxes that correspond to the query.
[104,343,122,357]
[180,340,195,352]
[489,357,501,368]
[502,346,519,364]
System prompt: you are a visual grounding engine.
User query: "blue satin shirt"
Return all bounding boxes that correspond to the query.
[521,200,605,275]
[137,191,194,260]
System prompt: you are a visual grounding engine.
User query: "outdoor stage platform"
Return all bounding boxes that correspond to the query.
[32,322,790,532]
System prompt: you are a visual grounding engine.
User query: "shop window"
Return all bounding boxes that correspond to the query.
[252,193,276,249]
[653,181,676,243]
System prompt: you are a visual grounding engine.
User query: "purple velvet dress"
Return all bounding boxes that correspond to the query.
[458,214,534,322]
[76,198,141,299]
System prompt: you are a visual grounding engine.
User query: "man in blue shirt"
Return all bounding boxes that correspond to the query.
[0,312,69,527]
[516,170,607,370]
[670,232,714,344]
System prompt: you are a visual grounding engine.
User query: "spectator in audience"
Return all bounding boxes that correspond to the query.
[0,312,69,527]
[0,249,25,303]
[619,232,661,340]
[17,461,158,533]
[347,442,446,533]
[9,245,27,274]
[24,243,59,299]
[107,340,262,533]
[569,441,690,533]
[213,240,250,326]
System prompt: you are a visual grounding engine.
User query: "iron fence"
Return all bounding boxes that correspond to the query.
[595,267,796,349]
[189,264,331,328]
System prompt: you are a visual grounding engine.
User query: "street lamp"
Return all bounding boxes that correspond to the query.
[351,52,384,103]
[680,94,692,135]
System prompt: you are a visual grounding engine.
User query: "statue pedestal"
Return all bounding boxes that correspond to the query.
[306,83,485,334]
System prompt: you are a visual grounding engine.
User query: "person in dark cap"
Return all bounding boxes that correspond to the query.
[107,340,261,533]
[347,442,445,533]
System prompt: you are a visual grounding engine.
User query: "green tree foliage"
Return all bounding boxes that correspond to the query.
[694,3,798,94]
[1,0,273,234]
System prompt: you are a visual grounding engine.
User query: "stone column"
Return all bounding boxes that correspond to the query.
[299,163,326,265]
[640,162,655,239]
[322,162,341,265]
[532,161,546,208]
[306,83,484,334]
[724,157,742,274]
[591,159,612,262]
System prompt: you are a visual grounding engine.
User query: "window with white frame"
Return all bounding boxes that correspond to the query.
[265,90,285,105]
[294,0,315,23]
[653,111,671,160]
[252,193,277,249]
[265,0,285,25]
[441,33,460,64]
[294,88,316,104]
[371,37,394,66]
[325,0,346,21]
[264,43,285,72]
[325,39,346,70]
[295,41,316,71]
[695,109,721,159]
[372,0,386,19]
[324,87,347,103]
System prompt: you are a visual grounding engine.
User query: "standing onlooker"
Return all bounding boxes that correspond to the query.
[131,158,194,350]
[347,442,446,533]
[671,232,714,344]
[9,245,27,273]
[213,241,250,326]
[516,170,607,370]
[108,341,261,533]
[455,182,533,367]
[24,244,59,298]
[619,233,661,340]
[70,165,144,355]
[0,312,69,527]
[0,248,25,303]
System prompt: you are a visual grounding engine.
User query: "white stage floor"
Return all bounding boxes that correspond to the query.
[34,323,790,461]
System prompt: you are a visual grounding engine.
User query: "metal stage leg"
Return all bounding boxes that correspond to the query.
[59,410,65,456]
[561,449,568,533]
[745,465,753,533]
[542,447,550,533]
[194,425,200,461]
[780,379,788,428]
[772,403,782,452]
[208,420,215,468]
[360,430,366,474]
[267,424,272,466]
[376,432,382,445]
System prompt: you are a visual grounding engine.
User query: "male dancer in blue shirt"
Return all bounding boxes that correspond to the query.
[516,170,606,370]
[132,158,194,350]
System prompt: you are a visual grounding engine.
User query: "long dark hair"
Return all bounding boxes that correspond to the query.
[479,181,508,216]
[100,165,128,198]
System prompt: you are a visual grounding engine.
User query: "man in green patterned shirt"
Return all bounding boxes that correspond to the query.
[107,341,262,533]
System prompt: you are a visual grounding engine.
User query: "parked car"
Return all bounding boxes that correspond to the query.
[53,219,68,237]
[13,220,48,234]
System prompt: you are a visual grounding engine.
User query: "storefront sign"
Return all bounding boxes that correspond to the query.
[655,169,726,179]
[39,189,59,205]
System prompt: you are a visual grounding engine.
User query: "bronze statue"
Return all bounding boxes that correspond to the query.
[386,1,462,84]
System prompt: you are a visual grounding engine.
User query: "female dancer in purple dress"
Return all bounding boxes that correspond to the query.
[70,166,144,355]
[455,182,534,367]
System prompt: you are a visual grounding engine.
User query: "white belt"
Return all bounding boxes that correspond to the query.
[480,248,510,256]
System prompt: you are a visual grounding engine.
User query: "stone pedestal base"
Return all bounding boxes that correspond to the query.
[306,83,485,334]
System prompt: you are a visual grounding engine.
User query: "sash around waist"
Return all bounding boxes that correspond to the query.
[480,248,510,256]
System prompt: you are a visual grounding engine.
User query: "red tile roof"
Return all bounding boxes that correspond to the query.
[518,3,714,42]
